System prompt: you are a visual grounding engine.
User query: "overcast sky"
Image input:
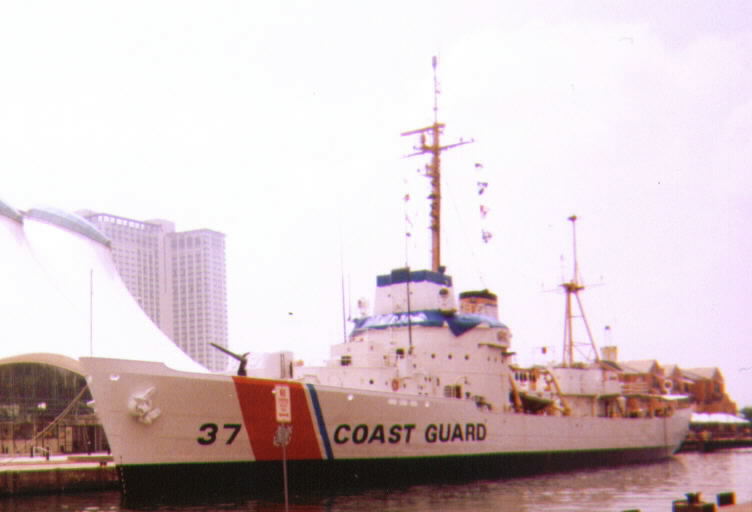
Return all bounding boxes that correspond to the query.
[2,1,751,407]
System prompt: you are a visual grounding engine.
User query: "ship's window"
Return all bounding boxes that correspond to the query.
[431,353,436,359]
[464,355,470,360]
[448,354,453,360]
[396,348,405,359]
[369,379,374,385]
[340,355,352,367]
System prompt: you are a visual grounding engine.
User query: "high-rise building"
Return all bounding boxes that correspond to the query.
[78,211,228,371]
[167,229,228,373]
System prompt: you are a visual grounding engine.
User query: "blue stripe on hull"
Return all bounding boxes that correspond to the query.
[306,383,333,460]
[119,446,674,507]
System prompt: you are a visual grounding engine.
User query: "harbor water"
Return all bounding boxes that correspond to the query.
[1,449,751,512]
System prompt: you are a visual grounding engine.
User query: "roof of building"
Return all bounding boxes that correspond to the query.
[680,369,704,381]
[686,367,722,380]
[598,360,624,372]
[621,359,662,374]
[0,198,22,222]
[27,207,111,247]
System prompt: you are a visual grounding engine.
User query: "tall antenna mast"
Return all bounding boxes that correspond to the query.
[401,56,472,272]
[561,215,600,366]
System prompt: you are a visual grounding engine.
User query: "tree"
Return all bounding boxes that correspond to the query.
[741,407,752,422]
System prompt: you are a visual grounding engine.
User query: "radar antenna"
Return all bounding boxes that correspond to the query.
[401,56,473,272]
[561,215,600,366]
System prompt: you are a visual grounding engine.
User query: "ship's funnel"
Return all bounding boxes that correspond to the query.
[459,290,498,320]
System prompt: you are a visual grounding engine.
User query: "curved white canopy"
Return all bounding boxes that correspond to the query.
[0,201,206,374]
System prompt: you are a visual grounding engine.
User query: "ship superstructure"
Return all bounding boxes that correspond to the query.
[299,268,512,408]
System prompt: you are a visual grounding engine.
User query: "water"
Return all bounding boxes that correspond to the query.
[2,450,751,512]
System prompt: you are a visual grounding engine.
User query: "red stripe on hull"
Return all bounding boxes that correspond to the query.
[232,377,322,461]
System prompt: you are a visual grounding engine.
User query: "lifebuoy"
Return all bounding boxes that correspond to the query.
[391,379,400,391]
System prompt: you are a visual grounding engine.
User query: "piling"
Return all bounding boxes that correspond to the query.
[718,493,735,507]
[673,492,716,512]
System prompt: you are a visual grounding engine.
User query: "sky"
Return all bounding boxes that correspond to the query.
[2,1,751,406]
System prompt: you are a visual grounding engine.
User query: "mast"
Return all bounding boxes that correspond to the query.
[561,215,600,366]
[401,56,472,272]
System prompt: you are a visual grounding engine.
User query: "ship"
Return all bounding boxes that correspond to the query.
[80,59,691,506]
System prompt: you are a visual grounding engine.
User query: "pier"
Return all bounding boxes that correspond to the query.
[680,437,752,453]
[0,453,117,496]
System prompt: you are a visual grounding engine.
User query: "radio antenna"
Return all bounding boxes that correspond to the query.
[401,56,473,272]
[561,215,600,366]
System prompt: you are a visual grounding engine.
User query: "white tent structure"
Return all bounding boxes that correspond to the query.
[0,198,205,375]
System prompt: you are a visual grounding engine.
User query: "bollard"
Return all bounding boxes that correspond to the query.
[673,492,717,512]
[717,493,735,507]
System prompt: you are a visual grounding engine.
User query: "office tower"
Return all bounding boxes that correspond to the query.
[79,212,228,371]
[167,229,228,373]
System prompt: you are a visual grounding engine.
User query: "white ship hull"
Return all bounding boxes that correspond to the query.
[82,357,691,505]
